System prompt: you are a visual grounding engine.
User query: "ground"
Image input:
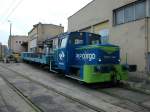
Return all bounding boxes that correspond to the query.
[0,62,150,112]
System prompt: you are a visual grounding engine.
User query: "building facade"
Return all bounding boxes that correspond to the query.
[68,0,150,75]
[0,43,2,59]
[8,35,28,53]
[0,43,8,59]
[28,22,64,52]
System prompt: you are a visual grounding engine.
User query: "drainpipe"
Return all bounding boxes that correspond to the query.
[125,52,128,65]
[37,24,38,53]
[145,0,150,76]
[145,17,149,76]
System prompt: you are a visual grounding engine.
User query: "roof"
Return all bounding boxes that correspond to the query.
[10,35,28,40]
[11,35,27,37]
[28,22,64,34]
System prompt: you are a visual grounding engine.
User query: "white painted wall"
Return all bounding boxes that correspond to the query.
[29,38,37,48]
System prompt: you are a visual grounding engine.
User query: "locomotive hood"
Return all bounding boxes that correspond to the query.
[74,44,120,65]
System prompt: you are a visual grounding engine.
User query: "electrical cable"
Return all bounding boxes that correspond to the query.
[0,0,24,24]
[0,0,18,21]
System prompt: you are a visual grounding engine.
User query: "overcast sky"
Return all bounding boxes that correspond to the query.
[0,0,92,45]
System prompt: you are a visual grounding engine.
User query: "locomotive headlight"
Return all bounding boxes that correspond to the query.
[118,59,120,62]
[98,58,102,62]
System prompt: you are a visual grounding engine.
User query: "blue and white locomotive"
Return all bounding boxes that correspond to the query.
[21,32,128,83]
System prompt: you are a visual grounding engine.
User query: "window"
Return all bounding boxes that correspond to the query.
[89,34,101,45]
[60,37,68,48]
[46,40,53,47]
[75,39,83,45]
[114,9,124,24]
[71,36,83,45]
[115,9,124,24]
[99,29,109,44]
[114,0,146,25]
[124,5,134,22]
[135,1,146,19]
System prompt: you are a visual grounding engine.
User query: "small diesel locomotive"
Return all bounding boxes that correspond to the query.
[21,32,128,83]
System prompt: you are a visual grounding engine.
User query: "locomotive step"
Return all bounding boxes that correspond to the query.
[65,74,82,81]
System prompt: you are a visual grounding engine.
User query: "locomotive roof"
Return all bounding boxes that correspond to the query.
[46,31,101,41]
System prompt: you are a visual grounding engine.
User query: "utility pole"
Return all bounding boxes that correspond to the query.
[8,20,12,54]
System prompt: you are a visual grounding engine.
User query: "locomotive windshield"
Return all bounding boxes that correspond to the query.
[60,37,68,48]
[89,34,101,45]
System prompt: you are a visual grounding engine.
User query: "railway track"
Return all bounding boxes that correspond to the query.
[30,63,150,111]
[1,63,150,112]
[98,87,150,111]
[0,64,106,112]
[0,73,43,112]
[0,90,11,112]
[85,81,150,111]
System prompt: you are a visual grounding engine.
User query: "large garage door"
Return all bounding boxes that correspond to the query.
[94,21,109,34]
[94,21,109,44]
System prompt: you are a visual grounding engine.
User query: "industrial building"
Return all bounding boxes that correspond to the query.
[28,22,64,53]
[0,43,8,59]
[68,0,150,76]
[8,35,28,53]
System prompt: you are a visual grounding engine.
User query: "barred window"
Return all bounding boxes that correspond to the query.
[124,5,134,22]
[135,1,146,19]
[115,9,124,24]
[113,0,146,25]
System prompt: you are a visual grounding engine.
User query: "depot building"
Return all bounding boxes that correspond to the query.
[68,0,150,76]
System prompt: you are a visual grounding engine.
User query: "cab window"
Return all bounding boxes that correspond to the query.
[71,35,83,45]
[89,34,101,45]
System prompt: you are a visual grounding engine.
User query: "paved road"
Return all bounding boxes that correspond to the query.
[0,63,150,112]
